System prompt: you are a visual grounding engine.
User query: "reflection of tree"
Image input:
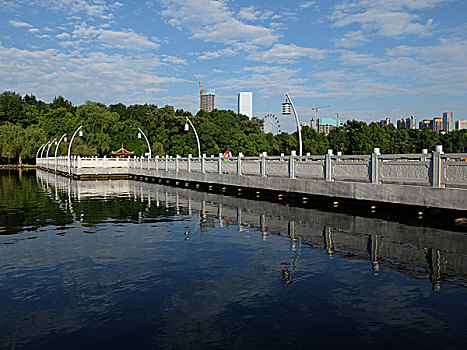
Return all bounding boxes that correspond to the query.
[0,171,73,234]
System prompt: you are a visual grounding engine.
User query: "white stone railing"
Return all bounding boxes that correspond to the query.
[36,147,467,188]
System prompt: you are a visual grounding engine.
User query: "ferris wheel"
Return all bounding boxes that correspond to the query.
[263,113,281,134]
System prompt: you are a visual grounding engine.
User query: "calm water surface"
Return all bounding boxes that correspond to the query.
[0,170,466,349]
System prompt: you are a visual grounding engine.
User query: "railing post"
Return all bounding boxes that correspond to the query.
[237,153,243,175]
[431,145,443,187]
[176,155,180,172]
[324,149,333,181]
[421,148,428,161]
[202,154,206,173]
[260,152,267,177]
[218,153,223,174]
[289,151,296,179]
[165,155,168,171]
[155,155,159,172]
[371,148,380,184]
[188,154,192,172]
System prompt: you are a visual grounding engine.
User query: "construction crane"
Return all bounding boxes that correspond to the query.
[335,112,345,127]
[312,105,330,131]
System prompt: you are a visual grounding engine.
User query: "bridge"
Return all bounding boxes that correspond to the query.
[36,148,467,211]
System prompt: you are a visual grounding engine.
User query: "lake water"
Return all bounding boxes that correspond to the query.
[0,170,466,349]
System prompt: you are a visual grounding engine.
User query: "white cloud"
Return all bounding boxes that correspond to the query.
[162,55,187,65]
[237,6,274,21]
[56,32,71,40]
[212,68,223,73]
[28,28,40,33]
[248,43,327,64]
[22,0,123,20]
[8,20,32,28]
[161,0,277,46]
[334,30,369,48]
[71,23,160,51]
[0,42,185,105]
[331,0,445,37]
[299,1,317,9]
[98,29,160,50]
[197,47,237,60]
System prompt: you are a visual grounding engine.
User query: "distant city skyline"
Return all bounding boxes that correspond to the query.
[1,1,467,132]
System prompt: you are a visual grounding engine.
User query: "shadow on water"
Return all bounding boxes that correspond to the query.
[0,169,466,350]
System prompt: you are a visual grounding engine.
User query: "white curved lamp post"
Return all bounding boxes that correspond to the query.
[46,137,58,168]
[137,128,151,158]
[54,133,67,172]
[67,125,83,175]
[36,143,46,160]
[184,117,201,158]
[282,93,303,156]
[40,141,51,158]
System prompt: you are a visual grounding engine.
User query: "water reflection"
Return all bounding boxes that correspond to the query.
[0,170,465,349]
[32,170,467,292]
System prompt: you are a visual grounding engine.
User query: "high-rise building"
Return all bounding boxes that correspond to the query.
[238,92,253,118]
[318,117,338,135]
[406,115,417,129]
[377,118,391,128]
[419,120,431,129]
[456,119,467,130]
[397,116,416,129]
[199,82,215,112]
[430,118,443,133]
[442,112,454,132]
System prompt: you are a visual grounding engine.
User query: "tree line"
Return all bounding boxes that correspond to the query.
[0,91,465,164]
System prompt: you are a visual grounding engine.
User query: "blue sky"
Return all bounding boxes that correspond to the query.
[1,0,467,131]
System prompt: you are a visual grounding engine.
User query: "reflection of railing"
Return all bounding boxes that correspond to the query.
[37,151,467,188]
[36,170,467,291]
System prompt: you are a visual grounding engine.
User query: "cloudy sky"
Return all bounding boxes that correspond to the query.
[1,0,467,131]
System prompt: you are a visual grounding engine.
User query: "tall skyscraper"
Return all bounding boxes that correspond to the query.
[238,92,253,118]
[442,112,453,132]
[456,120,467,130]
[431,118,443,133]
[199,82,215,112]
[419,120,431,129]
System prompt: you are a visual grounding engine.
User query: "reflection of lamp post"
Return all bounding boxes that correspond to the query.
[137,128,151,158]
[184,117,201,158]
[54,133,67,172]
[67,125,83,175]
[282,93,303,156]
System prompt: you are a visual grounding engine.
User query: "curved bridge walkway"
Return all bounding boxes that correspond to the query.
[37,149,467,211]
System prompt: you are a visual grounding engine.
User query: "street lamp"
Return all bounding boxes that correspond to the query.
[40,140,51,158]
[54,133,67,172]
[46,137,58,168]
[184,117,201,158]
[68,125,83,175]
[137,128,151,158]
[46,138,57,158]
[282,93,303,156]
[36,143,46,159]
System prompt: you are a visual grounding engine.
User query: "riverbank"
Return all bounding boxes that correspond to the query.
[0,164,36,169]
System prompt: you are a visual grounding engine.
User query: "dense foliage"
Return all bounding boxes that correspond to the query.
[0,91,465,164]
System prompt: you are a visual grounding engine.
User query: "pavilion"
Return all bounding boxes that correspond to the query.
[111,144,134,159]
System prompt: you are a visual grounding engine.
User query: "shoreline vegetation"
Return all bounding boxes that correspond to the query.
[0,91,465,165]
